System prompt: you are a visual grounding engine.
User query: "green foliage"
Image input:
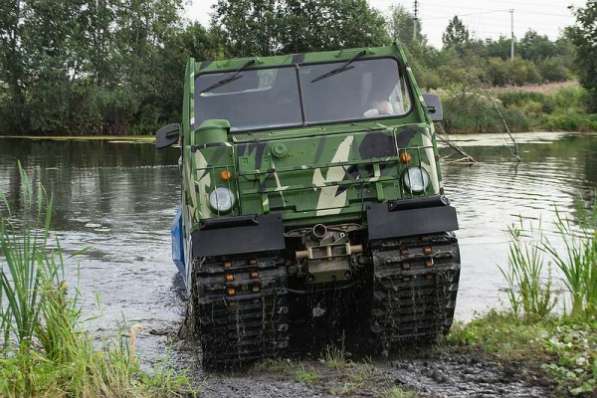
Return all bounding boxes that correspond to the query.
[519,30,560,61]
[0,166,195,397]
[536,57,571,83]
[442,91,529,134]
[294,365,320,384]
[498,197,596,321]
[542,209,596,320]
[543,322,597,396]
[442,16,470,52]
[212,0,390,56]
[387,5,421,48]
[569,1,597,112]
[500,221,557,321]
[323,344,348,370]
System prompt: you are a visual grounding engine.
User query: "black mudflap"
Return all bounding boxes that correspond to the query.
[370,232,461,355]
[190,253,289,370]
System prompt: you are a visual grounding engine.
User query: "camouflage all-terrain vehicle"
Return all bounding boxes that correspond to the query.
[156,44,460,370]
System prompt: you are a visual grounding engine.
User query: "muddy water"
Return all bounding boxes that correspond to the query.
[1,132,596,392]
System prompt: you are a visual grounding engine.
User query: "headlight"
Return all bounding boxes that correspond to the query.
[209,187,235,212]
[403,167,430,193]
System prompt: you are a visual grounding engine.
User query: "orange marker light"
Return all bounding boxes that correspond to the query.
[225,273,234,282]
[227,287,236,296]
[399,151,412,164]
[219,169,232,181]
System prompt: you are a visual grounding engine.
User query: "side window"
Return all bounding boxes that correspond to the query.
[389,72,411,115]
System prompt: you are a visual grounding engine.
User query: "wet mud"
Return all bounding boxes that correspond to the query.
[181,348,553,398]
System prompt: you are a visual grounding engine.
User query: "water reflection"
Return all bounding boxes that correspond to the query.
[0,133,595,355]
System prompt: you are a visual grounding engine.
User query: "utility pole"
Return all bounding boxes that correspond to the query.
[413,0,419,43]
[509,9,515,61]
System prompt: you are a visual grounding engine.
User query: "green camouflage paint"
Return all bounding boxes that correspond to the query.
[181,44,442,230]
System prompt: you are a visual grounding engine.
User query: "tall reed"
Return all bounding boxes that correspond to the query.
[500,221,556,321]
[501,196,597,322]
[0,164,55,351]
[542,200,596,319]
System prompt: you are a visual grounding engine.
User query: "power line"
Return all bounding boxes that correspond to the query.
[421,9,509,21]
[420,9,572,21]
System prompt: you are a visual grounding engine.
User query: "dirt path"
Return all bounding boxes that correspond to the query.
[172,344,553,398]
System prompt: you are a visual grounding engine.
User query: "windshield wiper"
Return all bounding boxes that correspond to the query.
[200,59,256,94]
[310,50,367,83]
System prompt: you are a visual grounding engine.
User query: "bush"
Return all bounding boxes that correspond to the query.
[543,113,597,132]
[442,91,530,133]
[537,57,571,82]
[485,57,510,86]
[509,58,542,86]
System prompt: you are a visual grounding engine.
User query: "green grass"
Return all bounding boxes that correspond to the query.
[0,165,195,397]
[294,365,320,384]
[323,343,349,370]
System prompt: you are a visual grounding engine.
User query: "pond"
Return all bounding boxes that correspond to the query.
[0,132,596,363]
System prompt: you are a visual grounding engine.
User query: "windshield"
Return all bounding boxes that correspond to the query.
[195,58,411,132]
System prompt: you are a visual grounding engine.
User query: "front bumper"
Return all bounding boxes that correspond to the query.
[191,213,286,257]
[366,195,459,240]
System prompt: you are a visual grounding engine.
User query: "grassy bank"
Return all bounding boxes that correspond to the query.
[449,198,596,396]
[0,167,195,397]
[441,83,597,134]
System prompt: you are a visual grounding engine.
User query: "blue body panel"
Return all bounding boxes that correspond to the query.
[171,208,185,275]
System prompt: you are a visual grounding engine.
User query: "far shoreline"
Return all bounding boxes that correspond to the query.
[0,135,155,142]
[1,130,595,143]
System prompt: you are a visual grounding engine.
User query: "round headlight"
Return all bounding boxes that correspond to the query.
[403,167,430,193]
[209,187,235,212]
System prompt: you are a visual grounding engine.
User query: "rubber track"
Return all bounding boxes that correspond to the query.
[370,233,460,355]
[191,254,289,370]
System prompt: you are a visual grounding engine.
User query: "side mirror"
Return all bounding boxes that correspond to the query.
[422,94,443,122]
[155,123,181,149]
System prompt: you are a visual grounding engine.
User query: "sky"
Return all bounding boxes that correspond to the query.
[185,0,587,48]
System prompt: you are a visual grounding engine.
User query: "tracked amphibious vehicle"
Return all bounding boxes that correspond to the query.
[156,44,461,370]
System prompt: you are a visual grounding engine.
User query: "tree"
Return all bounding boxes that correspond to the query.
[0,0,192,135]
[484,36,514,60]
[519,30,558,61]
[386,5,422,47]
[0,0,30,132]
[212,0,389,56]
[278,0,389,53]
[442,16,470,51]
[568,1,597,111]
[211,0,278,57]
